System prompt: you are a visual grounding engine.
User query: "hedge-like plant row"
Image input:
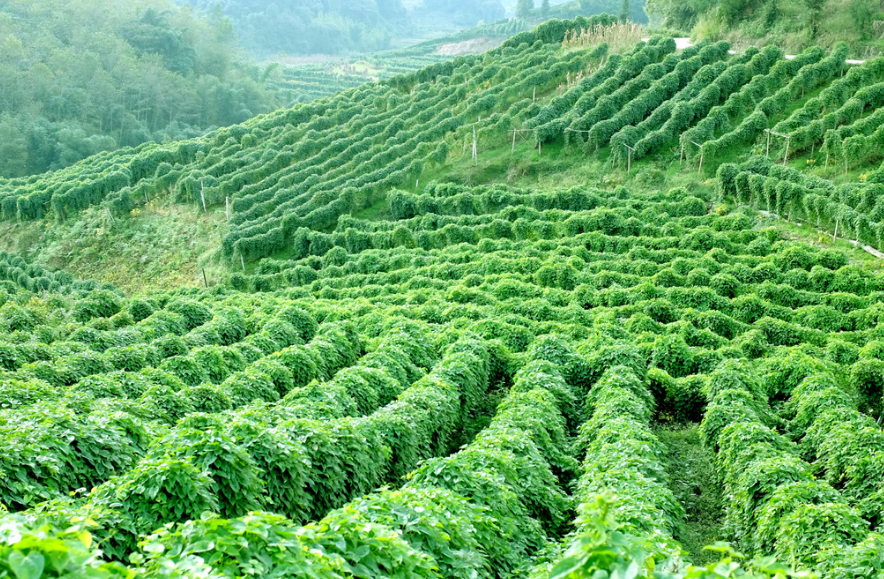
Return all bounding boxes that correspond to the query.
[0,251,109,295]
[128,334,585,579]
[621,46,772,162]
[718,156,884,250]
[577,41,733,153]
[0,282,453,514]
[532,356,685,578]
[698,44,849,161]
[772,56,884,156]
[698,360,881,572]
[0,318,348,512]
[527,37,676,144]
[22,329,475,562]
[222,41,597,262]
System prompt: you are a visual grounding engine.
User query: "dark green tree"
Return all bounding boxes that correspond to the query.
[516,0,534,19]
[619,0,630,22]
[804,0,827,38]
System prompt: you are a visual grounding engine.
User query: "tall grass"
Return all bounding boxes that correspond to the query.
[563,22,645,53]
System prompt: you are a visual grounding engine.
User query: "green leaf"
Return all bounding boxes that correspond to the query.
[8,551,45,579]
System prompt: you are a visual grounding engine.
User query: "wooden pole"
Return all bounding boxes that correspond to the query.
[241,254,245,271]
[783,137,790,167]
[624,144,635,174]
[834,218,839,239]
[690,141,703,174]
[533,87,536,103]
[512,130,517,156]
[200,181,207,212]
[106,207,115,224]
[766,130,771,158]
[202,268,209,288]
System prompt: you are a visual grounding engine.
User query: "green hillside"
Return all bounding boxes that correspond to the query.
[4,14,884,579]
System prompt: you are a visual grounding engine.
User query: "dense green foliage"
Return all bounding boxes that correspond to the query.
[645,0,883,55]
[5,14,884,579]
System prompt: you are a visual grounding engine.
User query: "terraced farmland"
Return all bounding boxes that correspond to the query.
[2,14,884,579]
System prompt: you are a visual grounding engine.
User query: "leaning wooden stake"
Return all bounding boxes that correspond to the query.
[624,144,635,174]
[241,254,245,271]
[200,181,207,212]
[690,141,704,175]
[202,268,209,288]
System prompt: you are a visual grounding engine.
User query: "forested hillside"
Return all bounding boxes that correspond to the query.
[646,0,884,55]
[175,0,412,55]
[0,0,290,178]
[5,12,884,579]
